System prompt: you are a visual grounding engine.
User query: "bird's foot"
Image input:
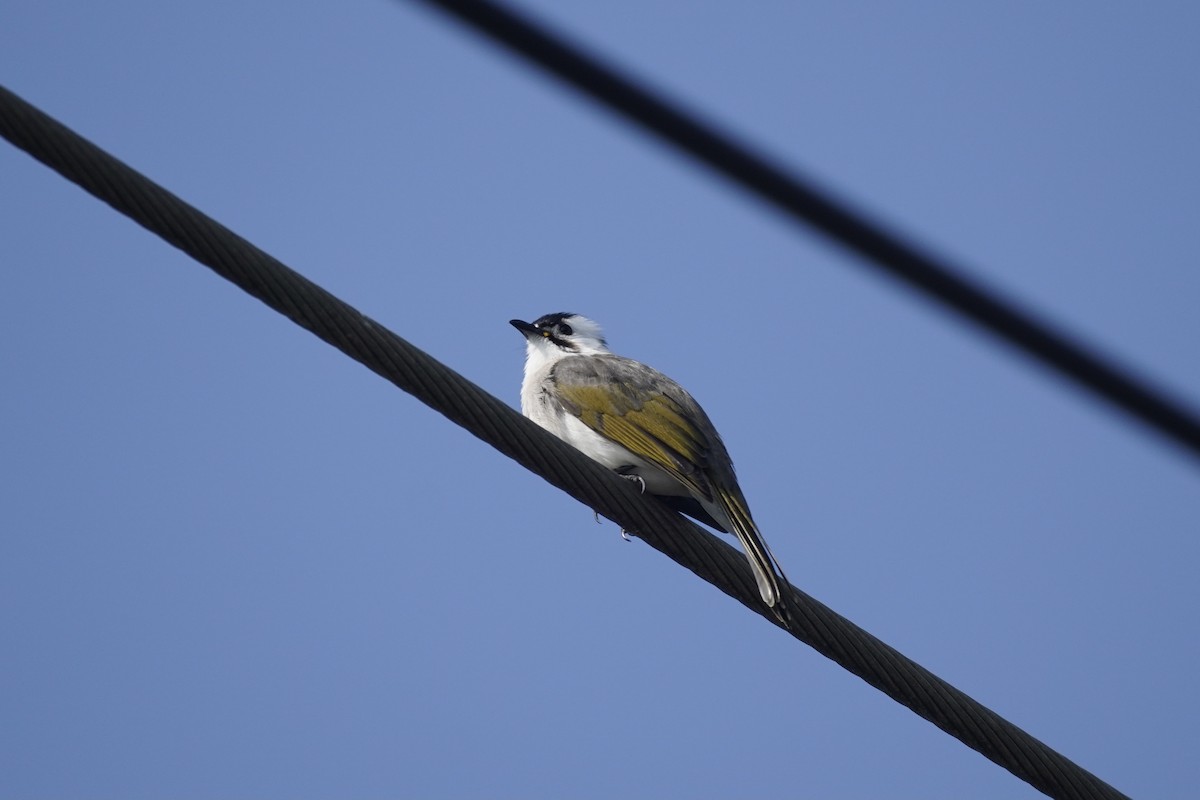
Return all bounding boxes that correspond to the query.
[615,466,646,494]
[593,509,634,540]
[613,467,644,540]
[595,465,643,542]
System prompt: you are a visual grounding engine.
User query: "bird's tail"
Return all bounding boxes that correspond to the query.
[715,489,791,614]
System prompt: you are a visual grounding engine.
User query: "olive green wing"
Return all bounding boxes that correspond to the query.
[549,355,719,502]
[552,355,790,610]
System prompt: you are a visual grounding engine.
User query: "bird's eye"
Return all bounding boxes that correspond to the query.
[558,323,574,336]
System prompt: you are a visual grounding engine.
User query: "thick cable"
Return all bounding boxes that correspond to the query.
[407,0,1200,465]
[0,85,1129,800]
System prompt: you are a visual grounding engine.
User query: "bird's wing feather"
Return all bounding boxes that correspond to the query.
[549,355,717,501]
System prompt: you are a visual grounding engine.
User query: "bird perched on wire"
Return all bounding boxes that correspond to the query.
[510,312,790,611]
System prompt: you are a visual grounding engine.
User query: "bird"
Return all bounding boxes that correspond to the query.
[510,312,789,610]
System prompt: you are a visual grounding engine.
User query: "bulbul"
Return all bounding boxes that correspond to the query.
[511,312,789,609]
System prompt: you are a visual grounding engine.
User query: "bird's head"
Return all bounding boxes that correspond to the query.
[510,313,610,364]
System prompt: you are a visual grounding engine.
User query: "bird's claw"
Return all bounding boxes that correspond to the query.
[593,509,633,541]
[613,467,645,538]
[617,470,646,494]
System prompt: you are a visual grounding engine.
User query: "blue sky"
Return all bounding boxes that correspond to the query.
[3,2,1198,798]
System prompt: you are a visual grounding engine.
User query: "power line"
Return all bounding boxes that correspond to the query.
[0,84,1129,800]
[407,0,1200,465]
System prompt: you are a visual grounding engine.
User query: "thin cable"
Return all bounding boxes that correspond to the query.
[406,0,1200,465]
[1,85,1129,800]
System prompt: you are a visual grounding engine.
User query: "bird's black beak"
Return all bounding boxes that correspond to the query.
[510,319,542,338]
